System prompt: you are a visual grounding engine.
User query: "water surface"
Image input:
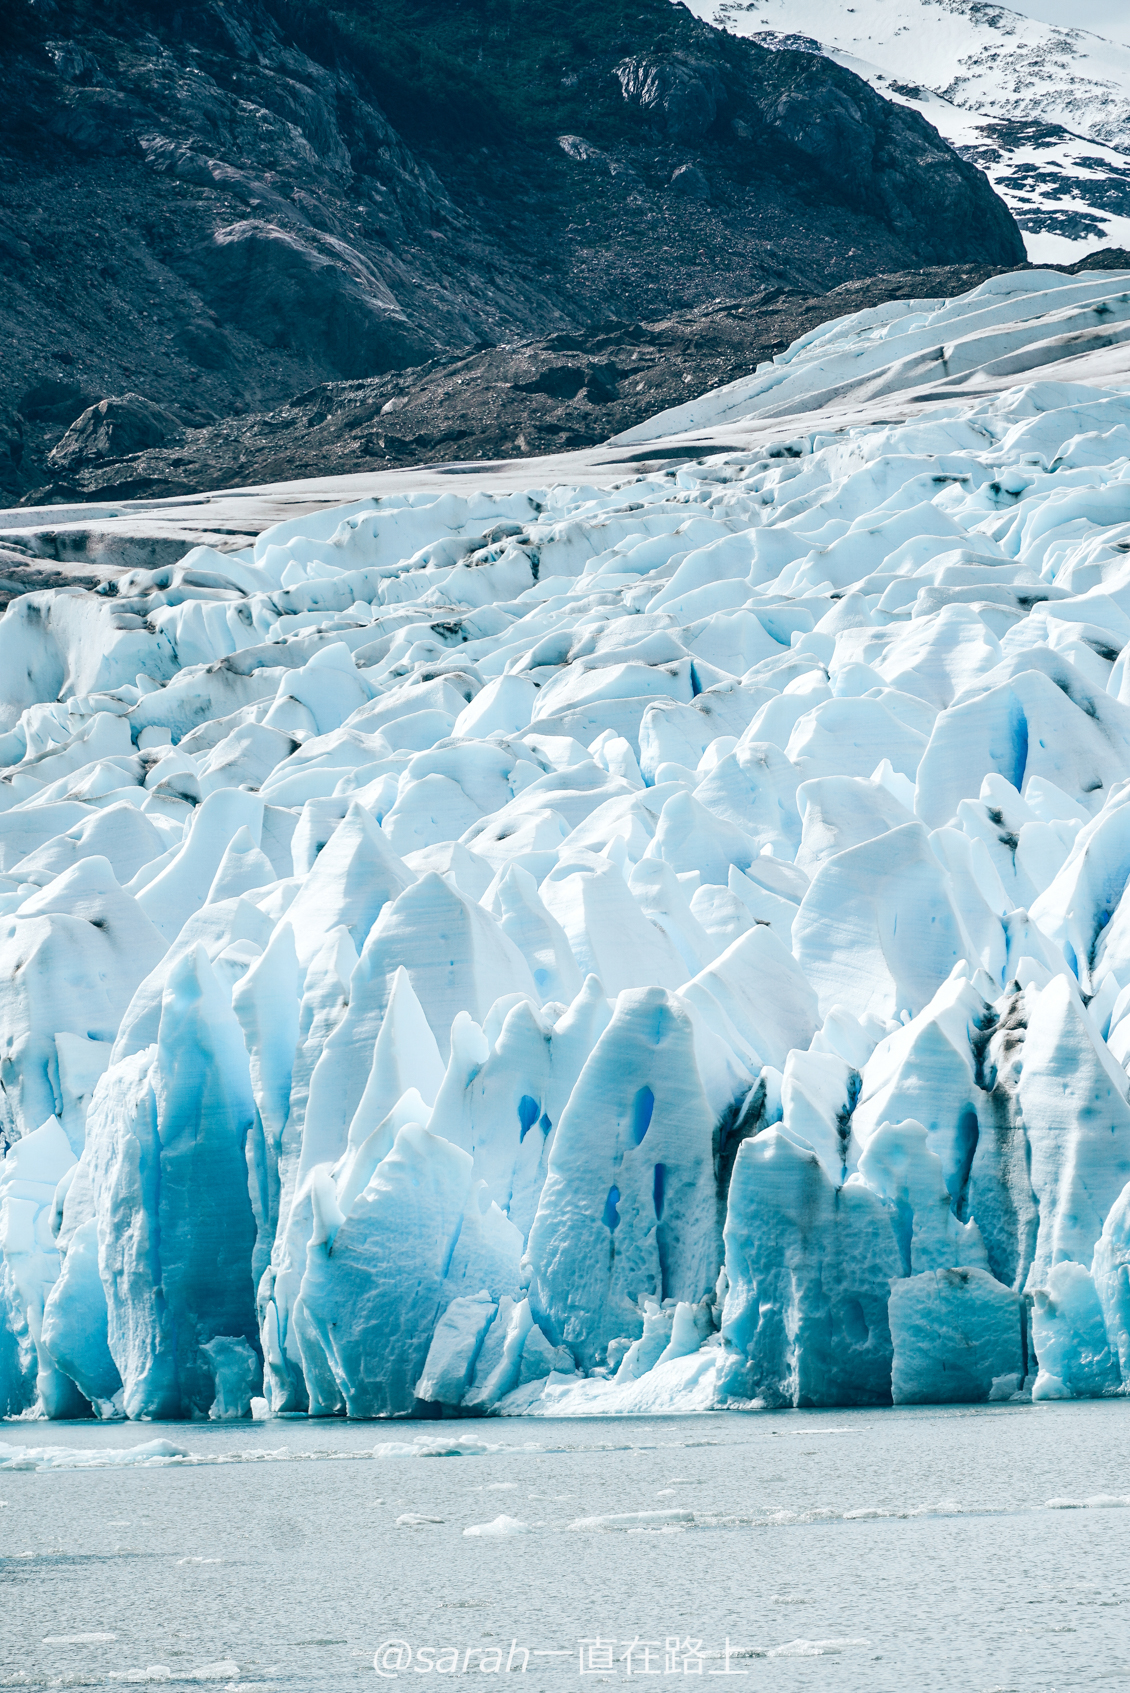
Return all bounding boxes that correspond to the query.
[2,1403,1129,1691]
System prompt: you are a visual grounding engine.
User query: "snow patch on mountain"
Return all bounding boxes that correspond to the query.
[687,0,1130,263]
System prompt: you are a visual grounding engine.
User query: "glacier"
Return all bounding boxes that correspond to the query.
[7,267,1130,1418]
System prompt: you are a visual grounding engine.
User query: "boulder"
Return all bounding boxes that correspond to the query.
[48,395,183,469]
[671,163,711,200]
[184,220,438,378]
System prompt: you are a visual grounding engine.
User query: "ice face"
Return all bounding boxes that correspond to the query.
[10,270,1130,1414]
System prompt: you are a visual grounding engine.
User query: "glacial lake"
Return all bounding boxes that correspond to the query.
[2,1403,1129,1693]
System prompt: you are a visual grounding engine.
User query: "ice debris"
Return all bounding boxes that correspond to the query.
[5,271,1130,1414]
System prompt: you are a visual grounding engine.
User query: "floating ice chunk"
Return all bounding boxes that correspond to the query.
[397,1512,446,1527]
[0,1437,189,1470]
[372,1431,495,1458]
[567,1509,694,1530]
[767,1640,870,1659]
[889,1267,1022,1404]
[463,1515,530,1536]
[42,1633,117,1643]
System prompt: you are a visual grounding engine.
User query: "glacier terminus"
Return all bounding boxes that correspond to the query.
[5,267,1130,1422]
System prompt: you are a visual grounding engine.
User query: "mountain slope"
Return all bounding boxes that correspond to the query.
[686,0,1130,263]
[0,0,1022,501]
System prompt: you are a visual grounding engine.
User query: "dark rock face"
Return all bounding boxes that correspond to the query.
[616,55,726,143]
[745,53,1024,268]
[0,0,1025,505]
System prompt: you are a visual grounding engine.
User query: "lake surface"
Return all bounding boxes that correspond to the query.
[2,1402,1129,1692]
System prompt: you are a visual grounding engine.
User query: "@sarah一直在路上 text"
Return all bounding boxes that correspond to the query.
[374,1639,754,1675]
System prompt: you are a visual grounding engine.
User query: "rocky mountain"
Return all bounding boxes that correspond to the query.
[0,0,1024,503]
[690,0,1130,265]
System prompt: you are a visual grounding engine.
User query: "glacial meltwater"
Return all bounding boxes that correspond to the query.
[2,1402,1129,1693]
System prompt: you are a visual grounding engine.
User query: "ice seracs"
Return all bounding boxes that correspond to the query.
[8,267,1130,1416]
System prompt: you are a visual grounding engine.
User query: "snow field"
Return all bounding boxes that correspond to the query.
[6,271,1130,1417]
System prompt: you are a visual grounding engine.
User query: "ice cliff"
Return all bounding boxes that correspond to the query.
[5,268,1130,1418]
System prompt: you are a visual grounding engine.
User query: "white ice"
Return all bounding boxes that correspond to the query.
[5,269,1130,1416]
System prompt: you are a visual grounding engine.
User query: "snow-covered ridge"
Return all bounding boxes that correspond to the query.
[5,268,1130,1421]
[685,0,1130,263]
